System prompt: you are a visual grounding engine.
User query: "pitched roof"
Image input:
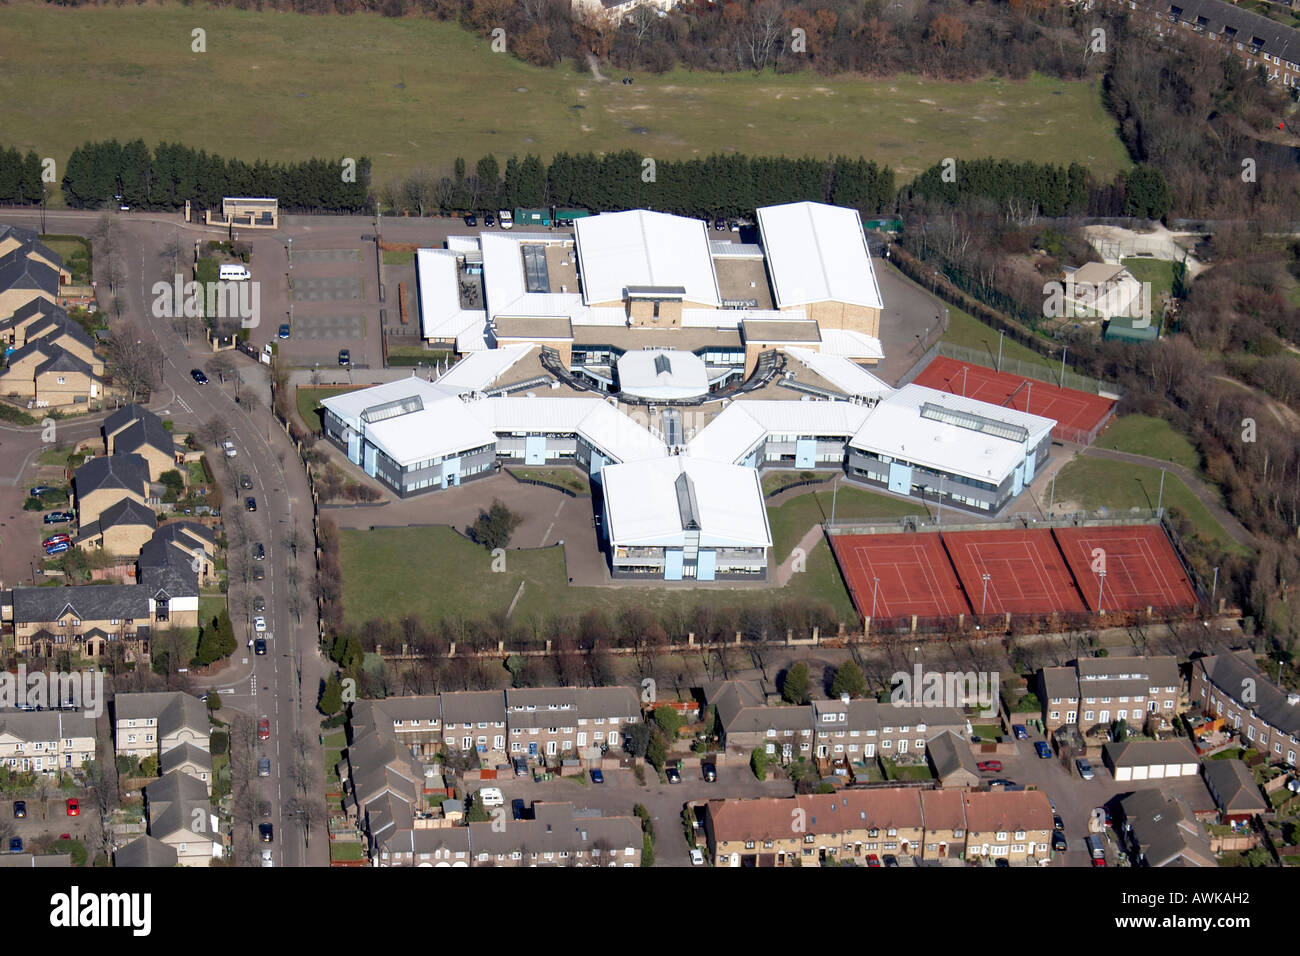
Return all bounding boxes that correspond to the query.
[0,247,57,297]
[111,414,174,460]
[926,729,981,781]
[439,691,506,725]
[961,790,1053,834]
[1040,666,1080,702]
[13,583,150,623]
[1198,650,1300,738]
[113,835,179,868]
[1202,759,1267,815]
[144,771,215,842]
[920,789,967,831]
[160,741,213,776]
[1104,739,1198,768]
[1119,788,1216,867]
[114,692,208,741]
[1154,0,1300,63]
[94,498,158,532]
[74,453,149,499]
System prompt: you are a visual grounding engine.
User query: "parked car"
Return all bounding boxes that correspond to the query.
[1092,856,1107,867]
[994,858,1010,868]
[338,349,351,367]
[254,639,267,656]
[512,757,528,777]
[666,766,682,784]
[1053,814,1064,832]
[29,485,53,498]
[1013,724,1029,740]
[986,778,1017,789]
[278,324,290,340]
[1076,758,1095,780]
[253,566,265,581]
[479,787,504,808]
[12,801,24,819]
[8,837,21,853]
[65,798,78,817]
[190,368,208,384]
[240,474,254,490]
[589,768,604,784]
[484,212,496,227]
[1035,741,1052,759]
[463,214,477,227]
[702,762,717,782]
[254,616,267,632]
[253,542,265,561]
[43,512,74,524]
[1052,832,1067,852]
[245,497,257,512]
[261,848,274,867]
[511,798,527,820]
[222,440,237,458]
[883,854,899,867]
[976,760,1002,773]
[690,848,706,865]
[713,217,727,230]
[253,595,266,612]
[45,541,70,556]
[866,854,880,867]
[257,718,270,740]
[259,823,274,844]
[258,757,271,777]
[42,534,71,548]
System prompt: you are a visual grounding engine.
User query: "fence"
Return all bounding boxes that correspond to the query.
[823,509,1166,538]
[935,341,1122,398]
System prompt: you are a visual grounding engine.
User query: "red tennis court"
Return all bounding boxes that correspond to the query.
[1053,525,1198,613]
[831,533,970,621]
[941,529,1087,615]
[911,356,1115,443]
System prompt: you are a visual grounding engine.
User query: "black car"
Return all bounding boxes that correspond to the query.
[254,639,267,656]
[253,542,265,561]
[1052,832,1067,852]
[994,858,1010,868]
[245,497,257,512]
[253,567,266,581]
[511,798,527,820]
[240,474,253,490]
[666,766,682,784]
[513,757,528,777]
[43,512,74,525]
[253,595,266,613]
[463,214,477,227]
[702,762,717,783]
[713,217,727,230]
[338,349,350,367]
[259,823,274,844]
[882,854,899,868]
[1053,815,1064,832]
[191,368,208,384]
[28,485,53,498]
[12,801,24,819]
[484,212,496,227]
[8,837,21,853]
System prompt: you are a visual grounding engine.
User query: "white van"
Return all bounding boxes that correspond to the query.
[497,210,514,230]
[219,264,251,281]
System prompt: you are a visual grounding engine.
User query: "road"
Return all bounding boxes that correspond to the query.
[1,207,327,866]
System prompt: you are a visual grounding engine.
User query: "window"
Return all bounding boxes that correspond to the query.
[996,831,1007,841]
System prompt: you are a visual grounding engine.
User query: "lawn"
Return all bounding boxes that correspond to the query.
[767,484,926,563]
[1,5,1129,198]
[760,469,831,497]
[199,595,226,629]
[938,295,1060,370]
[1048,456,1249,556]
[1096,414,1201,472]
[37,446,71,467]
[296,385,364,433]
[39,235,92,284]
[1120,257,1175,306]
[381,250,415,265]
[338,524,857,633]
[508,467,591,496]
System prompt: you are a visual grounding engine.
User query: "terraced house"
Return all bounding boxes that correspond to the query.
[0,710,96,773]
[1190,650,1300,766]
[1038,655,1182,737]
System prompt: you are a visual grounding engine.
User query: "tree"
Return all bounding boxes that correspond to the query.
[750,747,768,781]
[652,704,683,741]
[622,721,651,759]
[466,499,522,551]
[159,469,185,502]
[104,323,163,402]
[831,661,870,699]
[465,792,490,823]
[782,661,812,705]
[318,673,343,716]
[646,731,669,772]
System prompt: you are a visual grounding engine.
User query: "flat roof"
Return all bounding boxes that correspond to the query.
[818,329,885,360]
[742,319,822,343]
[320,376,456,430]
[756,201,884,310]
[415,248,488,341]
[574,210,721,307]
[437,343,536,391]
[365,399,497,467]
[493,316,574,341]
[571,325,743,353]
[687,398,873,465]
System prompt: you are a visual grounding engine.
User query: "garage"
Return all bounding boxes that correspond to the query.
[1103,739,1200,782]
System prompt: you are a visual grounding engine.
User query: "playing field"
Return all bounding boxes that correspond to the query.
[1052,525,1199,614]
[940,528,1086,616]
[911,356,1116,444]
[830,532,968,622]
[0,3,1132,198]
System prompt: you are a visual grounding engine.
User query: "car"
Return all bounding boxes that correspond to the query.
[1052,832,1068,852]
[261,848,274,867]
[58,833,70,841]
[666,766,682,784]
[65,798,78,817]
[976,760,1003,773]
[1035,741,1052,759]
[1288,778,1300,794]
[245,497,257,512]
[43,512,74,524]
[253,595,266,613]
[257,718,270,740]
[240,474,253,490]
[259,823,274,844]
[8,837,21,853]
[12,801,24,819]
[866,854,880,867]
[191,368,208,384]
[713,217,727,230]
[702,762,717,783]
[254,639,267,656]
[883,854,899,867]
[222,440,237,458]
[258,757,271,777]
[994,858,1010,868]
[484,212,496,227]
[1053,814,1065,832]
[463,214,477,227]
[278,324,290,340]
[252,566,265,581]
[119,204,130,211]
[338,349,351,367]
[513,757,528,777]
[253,542,265,561]
[254,616,267,632]
[1076,758,1095,780]
[728,220,740,232]
[986,778,1017,789]
[1091,856,1107,867]
[690,848,705,865]
[1013,724,1029,740]
[512,798,527,820]
[29,485,53,497]
[42,534,71,548]
[45,541,70,556]
[589,768,604,784]
[479,787,504,808]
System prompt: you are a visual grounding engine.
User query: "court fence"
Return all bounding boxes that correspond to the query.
[823,509,1167,538]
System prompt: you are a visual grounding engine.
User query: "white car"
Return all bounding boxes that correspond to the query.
[222,441,237,458]
[253,616,267,633]
[690,848,705,866]
[479,787,504,808]
[261,848,274,867]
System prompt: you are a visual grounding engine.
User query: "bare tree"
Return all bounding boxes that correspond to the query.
[104,323,163,402]
[159,231,185,275]
[205,353,236,386]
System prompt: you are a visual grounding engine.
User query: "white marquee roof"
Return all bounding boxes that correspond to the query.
[616,349,710,400]
[574,210,721,307]
[756,202,884,310]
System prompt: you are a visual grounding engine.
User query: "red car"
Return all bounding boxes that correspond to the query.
[65,798,78,817]
[257,718,270,741]
[866,854,881,867]
[1091,856,1107,867]
[42,534,70,548]
[976,760,1003,773]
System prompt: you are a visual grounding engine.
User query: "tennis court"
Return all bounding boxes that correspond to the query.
[941,528,1087,615]
[1053,525,1199,613]
[912,356,1115,443]
[830,533,969,621]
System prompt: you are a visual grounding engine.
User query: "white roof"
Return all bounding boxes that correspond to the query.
[364,399,497,467]
[687,399,872,465]
[466,396,666,464]
[415,249,488,341]
[616,349,709,400]
[756,202,884,310]
[573,210,721,307]
[679,308,808,330]
[785,348,893,398]
[818,329,886,360]
[849,384,1056,484]
[480,233,586,322]
[437,343,536,392]
[602,456,771,549]
[319,376,456,431]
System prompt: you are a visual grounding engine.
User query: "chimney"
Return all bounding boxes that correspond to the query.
[840,693,851,705]
[1288,694,1300,707]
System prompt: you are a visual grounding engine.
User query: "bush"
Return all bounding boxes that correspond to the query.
[22,497,42,511]
[640,832,655,868]
[751,747,768,781]
[209,731,228,756]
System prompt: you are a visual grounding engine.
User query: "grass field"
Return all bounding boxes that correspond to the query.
[1096,414,1201,472]
[338,523,858,631]
[508,467,591,496]
[767,484,927,562]
[296,385,364,433]
[1,3,1130,198]
[1048,456,1248,556]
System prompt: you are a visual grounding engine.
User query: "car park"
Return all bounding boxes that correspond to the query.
[589,768,603,784]
[1076,758,1095,780]
[338,349,350,367]
[258,718,270,740]
[254,639,267,656]
[1035,741,1052,759]
[191,369,208,384]
[245,497,257,512]
[43,512,74,524]
[278,324,290,339]
[222,441,237,458]
[259,823,274,844]
[690,848,706,865]
[666,766,682,784]
[254,616,267,632]
[702,762,717,782]
[976,760,1002,773]
[258,757,271,777]
[240,474,253,489]
[66,798,78,817]
[12,801,24,819]
[1013,724,1029,739]
[479,787,504,808]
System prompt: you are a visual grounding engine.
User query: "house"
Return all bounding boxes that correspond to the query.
[74,498,158,556]
[708,679,813,761]
[0,338,99,408]
[466,801,642,867]
[1063,262,1145,318]
[919,789,967,860]
[1118,788,1217,867]
[1103,739,1199,781]
[113,835,179,868]
[113,692,210,762]
[570,0,679,25]
[143,771,220,866]
[160,742,213,795]
[1190,650,1300,765]
[1201,759,1267,824]
[926,730,981,788]
[10,584,152,659]
[103,405,178,481]
[961,790,1054,863]
[439,691,508,756]
[73,453,150,527]
[0,710,96,773]
[139,522,217,586]
[1039,655,1182,737]
[0,245,58,317]
[204,196,278,230]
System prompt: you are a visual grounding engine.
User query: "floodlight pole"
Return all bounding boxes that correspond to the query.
[1211,565,1219,613]
[1049,474,1057,515]
[1156,468,1166,518]
[981,573,991,616]
[869,576,880,635]
[1060,345,1068,387]
[1098,570,1107,614]
[997,330,1004,372]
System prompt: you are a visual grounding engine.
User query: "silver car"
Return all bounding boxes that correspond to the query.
[258,757,271,777]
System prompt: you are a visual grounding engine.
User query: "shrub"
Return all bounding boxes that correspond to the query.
[751,747,768,781]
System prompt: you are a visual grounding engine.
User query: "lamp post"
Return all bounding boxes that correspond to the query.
[1097,570,1107,614]
[1210,565,1219,614]
[1156,468,1166,517]
[996,330,1004,372]
[869,576,880,635]
[981,573,991,616]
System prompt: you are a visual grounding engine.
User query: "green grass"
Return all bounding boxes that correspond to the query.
[767,485,926,564]
[382,251,415,265]
[1049,456,1249,556]
[971,724,1003,740]
[0,5,1130,198]
[1097,415,1201,472]
[939,297,1058,369]
[39,235,92,284]
[760,470,828,497]
[882,759,934,781]
[339,524,857,632]
[186,459,207,485]
[37,446,71,467]
[330,840,365,862]
[1120,258,1175,305]
[199,595,226,629]
[508,467,590,496]
[296,385,364,432]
